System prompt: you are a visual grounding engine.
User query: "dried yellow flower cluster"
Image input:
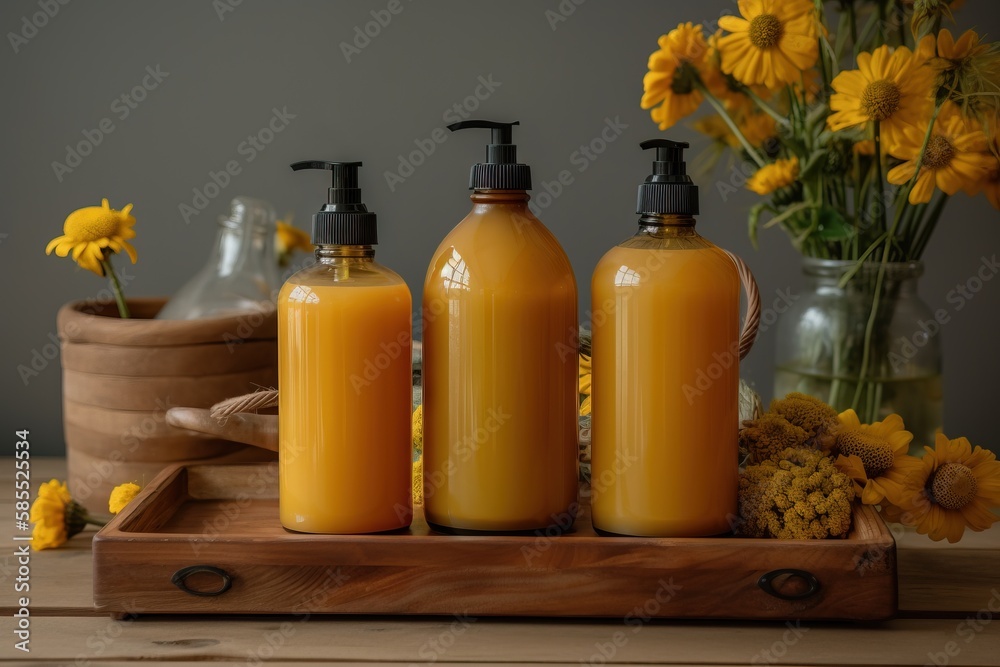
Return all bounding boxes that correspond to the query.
[737,393,856,539]
[738,447,855,540]
[769,392,841,452]
[740,392,839,464]
[738,392,1000,543]
[739,414,808,465]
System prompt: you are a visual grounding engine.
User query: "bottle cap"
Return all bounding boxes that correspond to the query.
[447,120,532,190]
[637,139,699,215]
[290,161,378,245]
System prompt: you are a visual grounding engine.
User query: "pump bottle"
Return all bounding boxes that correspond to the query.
[422,120,579,533]
[278,161,412,534]
[590,140,759,537]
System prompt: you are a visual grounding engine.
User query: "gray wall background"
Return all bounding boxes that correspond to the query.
[2,0,998,456]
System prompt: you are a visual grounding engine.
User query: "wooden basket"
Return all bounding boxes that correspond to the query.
[57,298,278,512]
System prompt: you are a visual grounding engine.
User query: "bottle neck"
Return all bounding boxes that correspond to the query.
[470,189,530,206]
[315,245,375,262]
[635,214,698,238]
[212,222,276,278]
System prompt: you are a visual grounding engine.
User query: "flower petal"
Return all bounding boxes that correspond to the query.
[121,241,138,264]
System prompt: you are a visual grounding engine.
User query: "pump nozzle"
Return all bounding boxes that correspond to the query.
[636,139,699,216]
[291,160,364,205]
[290,160,377,245]
[639,140,691,182]
[447,119,532,190]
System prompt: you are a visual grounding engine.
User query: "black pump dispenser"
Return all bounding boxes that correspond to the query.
[637,139,699,216]
[447,120,532,191]
[290,160,378,245]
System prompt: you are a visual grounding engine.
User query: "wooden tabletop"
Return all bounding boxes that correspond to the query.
[3,458,999,666]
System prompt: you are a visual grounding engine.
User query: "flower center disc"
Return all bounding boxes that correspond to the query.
[930,462,978,510]
[671,61,699,95]
[923,134,956,170]
[66,211,121,242]
[839,431,895,478]
[861,79,902,122]
[749,14,783,49]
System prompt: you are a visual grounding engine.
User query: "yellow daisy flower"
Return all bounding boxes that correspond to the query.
[738,111,777,148]
[29,479,91,551]
[641,23,711,130]
[886,102,994,204]
[746,157,799,195]
[918,28,1000,126]
[891,433,1000,543]
[833,410,923,505]
[827,45,936,150]
[715,0,819,91]
[702,30,756,113]
[108,482,142,515]
[45,199,137,276]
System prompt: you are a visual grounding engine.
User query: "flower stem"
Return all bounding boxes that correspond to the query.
[911,193,950,259]
[871,121,887,235]
[743,86,791,127]
[850,162,911,411]
[697,83,766,168]
[100,256,130,319]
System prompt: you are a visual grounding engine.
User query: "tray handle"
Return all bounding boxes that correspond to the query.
[171,565,233,597]
[757,568,821,600]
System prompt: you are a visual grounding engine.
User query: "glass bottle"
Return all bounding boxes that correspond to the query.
[279,161,412,534]
[591,140,750,537]
[157,197,280,320]
[422,120,579,533]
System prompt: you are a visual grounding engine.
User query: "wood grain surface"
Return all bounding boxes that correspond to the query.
[91,463,898,620]
[3,458,998,666]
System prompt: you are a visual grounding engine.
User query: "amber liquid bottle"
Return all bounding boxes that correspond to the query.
[591,140,755,537]
[422,121,579,532]
[279,161,412,534]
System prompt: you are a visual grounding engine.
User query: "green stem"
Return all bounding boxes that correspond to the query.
[897,196,925,256]
[697,82,766,167]
[743,86,790,127]
[850,175,909,409]
[100,256,130,319]
[762,201,812,231]
[896,1,907,47]
[912,193,950,258]
[848,1,858,48]
[876,0,888,46]
[84,512,112,526]
[871,121,887,235]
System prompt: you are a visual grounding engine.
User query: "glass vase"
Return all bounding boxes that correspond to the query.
[775,258,943,454]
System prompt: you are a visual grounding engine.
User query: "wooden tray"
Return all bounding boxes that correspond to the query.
[93,463,897,620]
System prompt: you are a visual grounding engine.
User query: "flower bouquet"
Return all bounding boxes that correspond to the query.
[640,0,1000,439]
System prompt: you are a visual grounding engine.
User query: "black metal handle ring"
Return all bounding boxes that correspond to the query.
[757,568,821,600]
[171,565,232,597]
